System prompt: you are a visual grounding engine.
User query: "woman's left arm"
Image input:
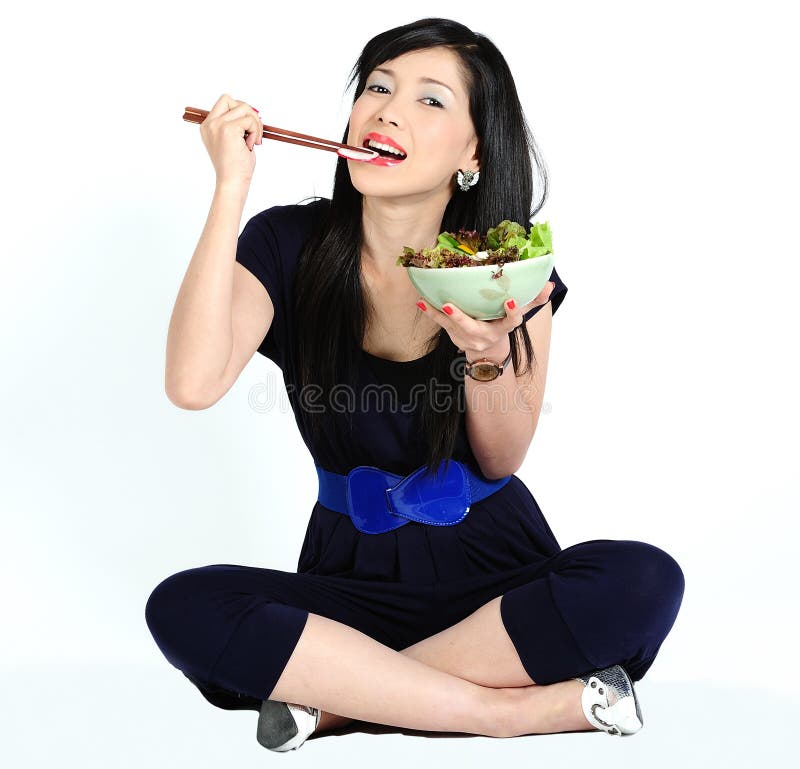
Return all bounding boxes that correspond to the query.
[417,283,555,480]
[463,301,552,479]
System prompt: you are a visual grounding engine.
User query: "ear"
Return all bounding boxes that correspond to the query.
[462,134,480,174]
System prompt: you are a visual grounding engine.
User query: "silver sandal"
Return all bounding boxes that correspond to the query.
[256,699,321,752]
[573,663,644,736]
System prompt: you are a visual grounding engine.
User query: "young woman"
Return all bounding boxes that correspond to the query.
[146,17,685,751]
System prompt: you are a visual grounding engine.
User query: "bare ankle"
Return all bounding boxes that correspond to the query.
[316,710,355,734]
[498,680,595,737]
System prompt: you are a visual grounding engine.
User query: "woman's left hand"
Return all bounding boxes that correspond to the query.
[417,281,555,357]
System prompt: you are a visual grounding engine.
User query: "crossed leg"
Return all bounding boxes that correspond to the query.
[400,595,536,686]
[316,595,576,734]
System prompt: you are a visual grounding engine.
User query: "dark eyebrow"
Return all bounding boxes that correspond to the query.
[372,68,455,97]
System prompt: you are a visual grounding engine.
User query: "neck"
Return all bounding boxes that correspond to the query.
[360,193,449,281]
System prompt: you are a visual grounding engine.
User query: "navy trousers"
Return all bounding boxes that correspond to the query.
[145,538,685,710]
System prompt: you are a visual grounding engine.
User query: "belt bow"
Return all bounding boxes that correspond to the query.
[345,461,471,535]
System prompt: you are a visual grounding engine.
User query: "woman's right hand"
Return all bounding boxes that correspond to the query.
[200,93,264,188]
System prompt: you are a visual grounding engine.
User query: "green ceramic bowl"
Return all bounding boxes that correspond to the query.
[405,252,555,320]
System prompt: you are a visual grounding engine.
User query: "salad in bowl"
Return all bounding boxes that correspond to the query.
[396,220,555,320]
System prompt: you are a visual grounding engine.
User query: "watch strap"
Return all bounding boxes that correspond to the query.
[465,345,513,380]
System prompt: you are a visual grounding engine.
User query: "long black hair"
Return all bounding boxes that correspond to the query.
[293,17,549,478]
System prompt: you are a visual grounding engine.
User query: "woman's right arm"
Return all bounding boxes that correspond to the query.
[165,94,272,409]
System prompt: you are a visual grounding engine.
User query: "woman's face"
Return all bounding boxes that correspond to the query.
[346,47,479,199]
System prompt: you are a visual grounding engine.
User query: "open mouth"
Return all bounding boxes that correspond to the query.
[362,138,407,161]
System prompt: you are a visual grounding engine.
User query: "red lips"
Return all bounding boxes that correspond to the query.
[362,131,408,156]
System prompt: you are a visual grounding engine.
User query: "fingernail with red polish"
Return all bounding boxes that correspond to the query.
[442,305,453,315]
[507,299,516,310]
[417,301,427,311]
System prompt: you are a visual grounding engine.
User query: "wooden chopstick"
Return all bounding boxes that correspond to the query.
[182,106,377,158]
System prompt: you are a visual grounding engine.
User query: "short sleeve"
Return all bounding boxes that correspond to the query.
[522,264,568,323]
[235,209,284,364]
[234,198,330,367]
[236,207,286,365]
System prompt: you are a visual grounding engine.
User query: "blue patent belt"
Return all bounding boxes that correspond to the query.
[315,460,511,535]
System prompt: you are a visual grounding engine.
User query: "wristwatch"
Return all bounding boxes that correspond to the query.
[464,347,513,381]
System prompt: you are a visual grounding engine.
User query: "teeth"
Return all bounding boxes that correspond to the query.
[365,139,406,157]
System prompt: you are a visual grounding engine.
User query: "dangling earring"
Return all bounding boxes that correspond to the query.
[456,169,480,192]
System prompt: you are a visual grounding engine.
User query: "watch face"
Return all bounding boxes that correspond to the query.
[468,362,500,381]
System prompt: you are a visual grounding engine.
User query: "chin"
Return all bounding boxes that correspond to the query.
[349,167,443,199]
[349,175,409,198]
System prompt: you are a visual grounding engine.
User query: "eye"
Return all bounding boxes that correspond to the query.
[365,84,444,109]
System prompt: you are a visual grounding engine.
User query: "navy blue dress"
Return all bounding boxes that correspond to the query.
[145,197,685,711]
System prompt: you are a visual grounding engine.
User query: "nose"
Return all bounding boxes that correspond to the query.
[378,116,399,127]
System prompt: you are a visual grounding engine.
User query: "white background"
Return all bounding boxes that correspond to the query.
[2,0,797,765]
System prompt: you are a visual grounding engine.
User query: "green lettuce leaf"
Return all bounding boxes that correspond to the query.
[519,221,553,259]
